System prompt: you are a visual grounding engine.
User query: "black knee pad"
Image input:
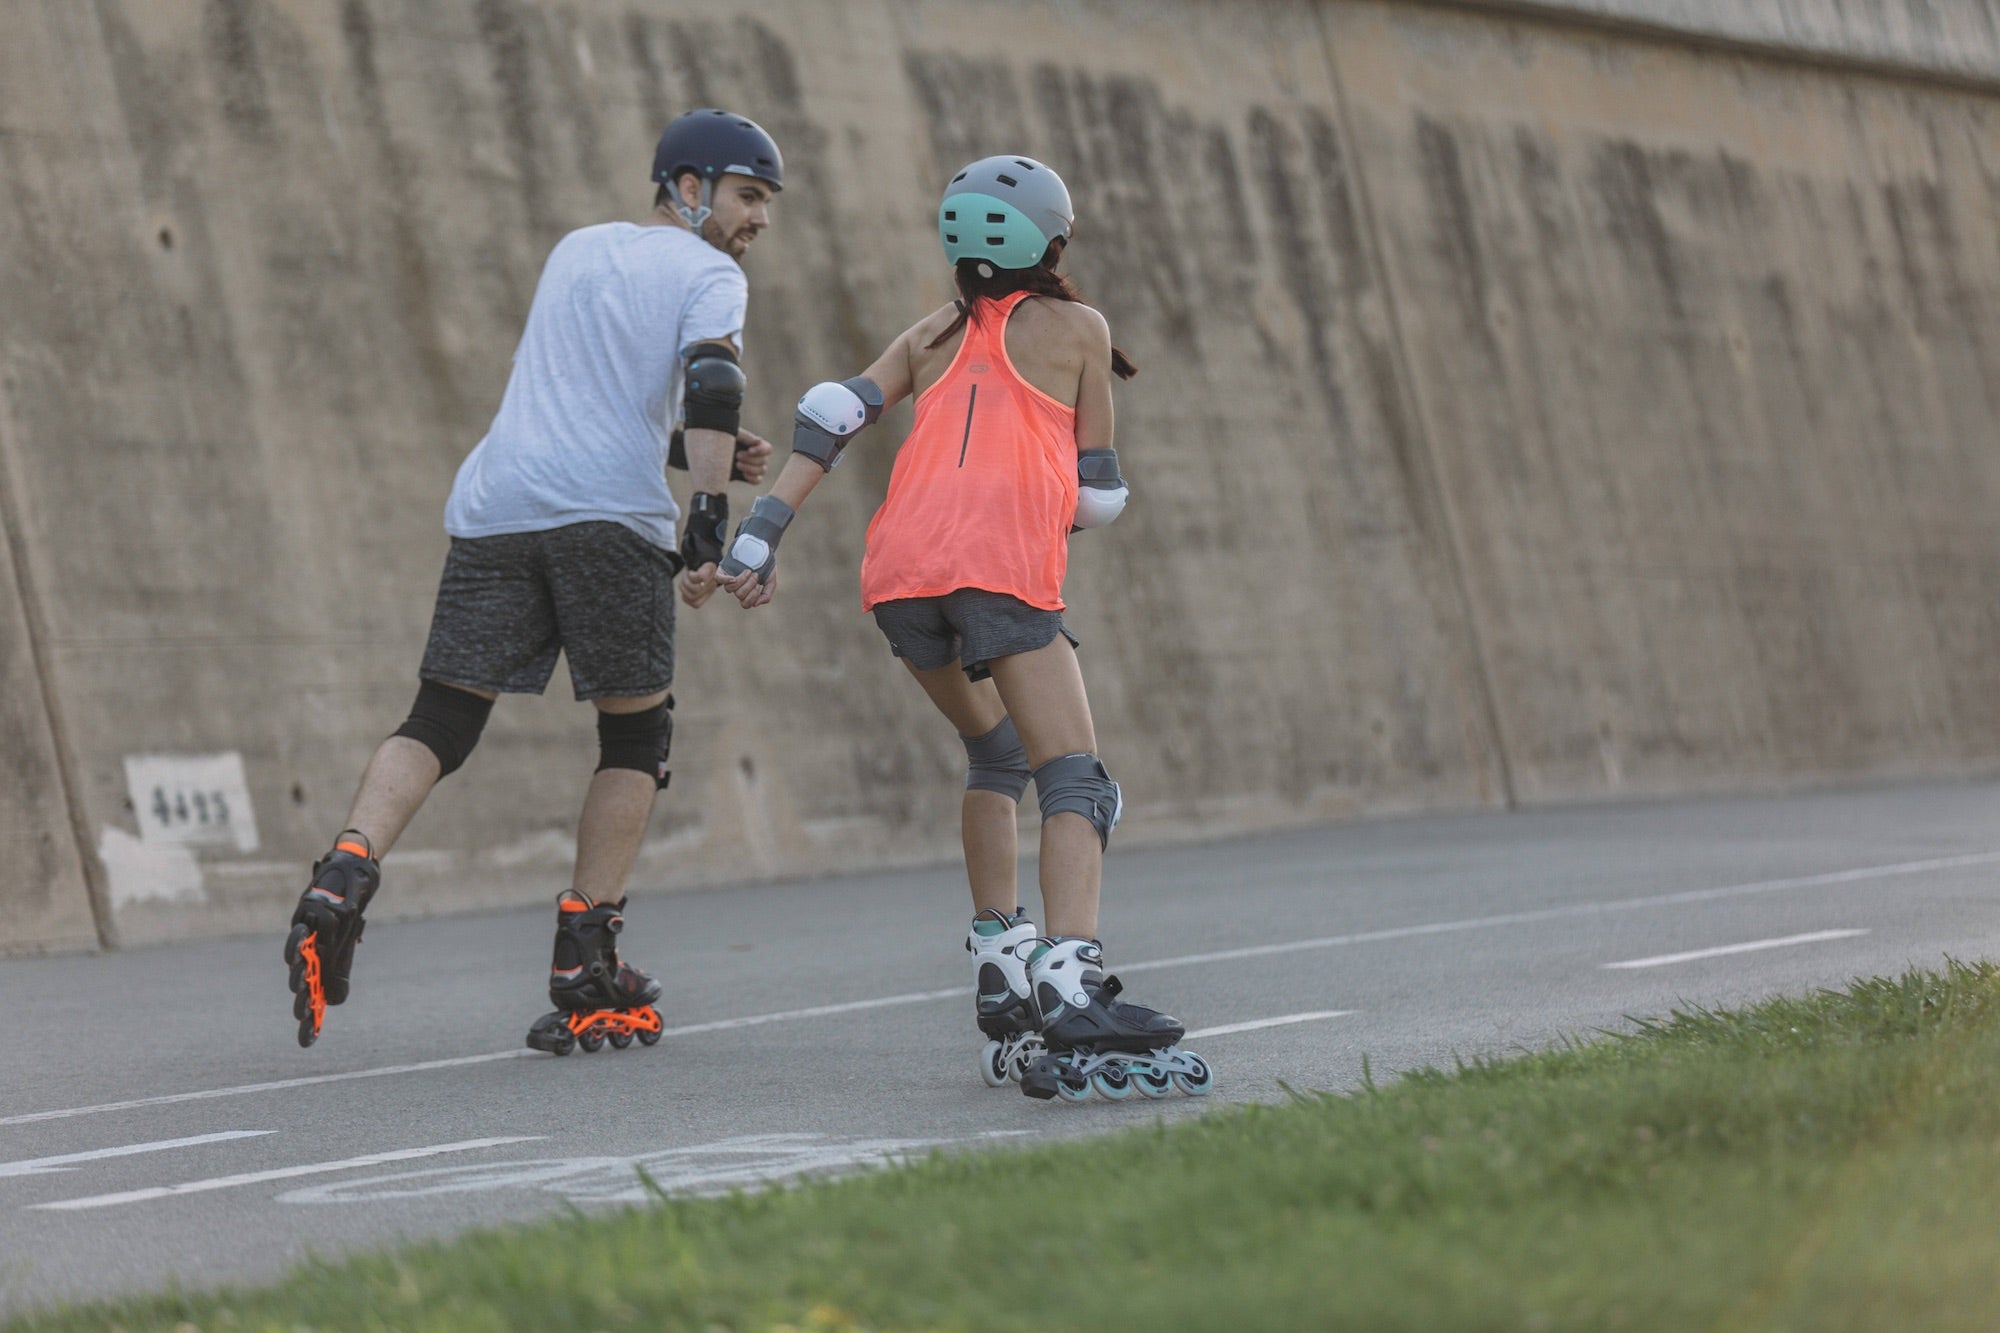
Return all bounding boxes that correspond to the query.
[597,695,674,789]
[392,680,495,778]
[963,716,1031,802]
[1033,752,1124,849]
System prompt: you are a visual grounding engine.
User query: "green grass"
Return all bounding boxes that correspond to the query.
[18,959,2000,1331]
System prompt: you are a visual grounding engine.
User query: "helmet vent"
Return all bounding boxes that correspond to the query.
[986,235,1005,245]
[996,173,1018,187]
[944,209,957,221]
[951,171,967,183]
[944,233,958,243]
[986,212,1006,223]
[1015,159,1036,170]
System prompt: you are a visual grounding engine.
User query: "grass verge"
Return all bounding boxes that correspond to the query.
[15,959,2000,1331]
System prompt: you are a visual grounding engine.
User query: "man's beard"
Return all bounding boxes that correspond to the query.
[701,216,745,255]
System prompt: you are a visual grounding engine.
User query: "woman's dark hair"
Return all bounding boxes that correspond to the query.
[925,239,1137,380]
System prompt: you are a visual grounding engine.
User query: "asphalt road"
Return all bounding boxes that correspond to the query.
[4,779,1999,1315]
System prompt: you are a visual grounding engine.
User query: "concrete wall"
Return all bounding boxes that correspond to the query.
[1459,0,2000,83]
[2,0,1997,952]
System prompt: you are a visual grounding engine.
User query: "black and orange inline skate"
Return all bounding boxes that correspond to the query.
[283,833,381,1047]
[524,891,664,1055]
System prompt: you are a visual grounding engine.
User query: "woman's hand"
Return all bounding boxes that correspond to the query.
[722,565,777,609]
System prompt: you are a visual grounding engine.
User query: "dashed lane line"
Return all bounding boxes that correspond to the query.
[1115,853,1992,975]
[1603,928,1869,970]
[31,1137,544,1211]
[2,851,1986,1130]
[1185,1010,1354,1041]
[0,1131,274,1179]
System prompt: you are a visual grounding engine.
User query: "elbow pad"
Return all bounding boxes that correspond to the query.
[1072,448,1129,529]
[792,376,884,471]
[683,342,745,436]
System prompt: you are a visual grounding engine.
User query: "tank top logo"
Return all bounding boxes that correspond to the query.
[968,362,990,374]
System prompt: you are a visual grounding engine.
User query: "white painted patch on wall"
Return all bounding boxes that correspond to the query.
[123,752,259,853]
[97,827,205,908]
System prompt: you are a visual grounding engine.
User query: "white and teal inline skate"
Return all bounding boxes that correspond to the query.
[968,907,1044,1086]
[1018,937,1213,1103]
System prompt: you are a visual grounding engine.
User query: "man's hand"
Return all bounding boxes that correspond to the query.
[733,430,773,485]
[678,562,721,608]
[721,565,777,609]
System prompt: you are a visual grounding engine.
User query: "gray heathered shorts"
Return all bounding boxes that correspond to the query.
[871,589,1079,681]
[418,521,677,700]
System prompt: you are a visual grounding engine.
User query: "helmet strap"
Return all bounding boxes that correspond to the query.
[675,174,715,230]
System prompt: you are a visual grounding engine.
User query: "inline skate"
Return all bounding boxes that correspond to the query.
[1018,937,1213,1103]
[283,833,381,1048]
[968,907,1043,1086]
[525,891,664,1055]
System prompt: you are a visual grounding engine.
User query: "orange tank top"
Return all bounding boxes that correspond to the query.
[860,291,1079,612]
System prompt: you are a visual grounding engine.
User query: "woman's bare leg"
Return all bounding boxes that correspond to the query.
[902,661,1019,914]
[985,638,1101,939]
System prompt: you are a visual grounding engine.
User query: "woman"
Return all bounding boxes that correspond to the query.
[705,156,1210,1102]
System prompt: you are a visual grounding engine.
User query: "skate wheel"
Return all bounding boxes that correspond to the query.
[1134,1067,1174,1099]
[637,1027,662,1046]
[1092,1066,1135,1100]
[1172,1054,1214,1096]
[1055,1074,1093,1103]
[979,1040,1011,1088]
[296,1016,318,1049]
[578,1030,606,1053]
[609,1030,634,1049]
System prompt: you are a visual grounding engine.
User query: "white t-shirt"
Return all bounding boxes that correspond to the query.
[443,222,748,550]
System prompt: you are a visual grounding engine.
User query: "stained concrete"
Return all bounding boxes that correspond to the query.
[1462,0,2000,84]
[1,0,1996,951]
[1327,0,2000,800]
[0,497,99,955]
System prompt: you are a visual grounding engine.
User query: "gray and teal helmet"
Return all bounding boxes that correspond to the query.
[938,156,1074,270]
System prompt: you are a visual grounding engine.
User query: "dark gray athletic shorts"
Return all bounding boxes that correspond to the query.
[872,589,1079,681]
[418,521,677,700]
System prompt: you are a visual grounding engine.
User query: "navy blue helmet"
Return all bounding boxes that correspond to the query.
[652,109,783,193]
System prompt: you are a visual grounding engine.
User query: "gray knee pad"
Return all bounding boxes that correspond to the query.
[1032,752,1124,849]
[596,695,674,789]
[963,716,1031,802]
[392,679,495,778]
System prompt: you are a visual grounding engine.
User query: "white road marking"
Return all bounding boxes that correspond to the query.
[32,1137,542,1211]
[276,1132,977,1207]
[1603,929,1869,970]
[1118,852,1995,975]
[0,1053,536,1128]
[0,1131,273,1179]
[1185,1010,1354,1040]
[2,851,1985,1130]
[662,988,961,1036]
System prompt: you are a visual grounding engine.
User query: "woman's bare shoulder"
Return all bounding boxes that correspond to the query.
[1016,299,1110,363]
[905,302,966,346]
[1024,296,1109,340]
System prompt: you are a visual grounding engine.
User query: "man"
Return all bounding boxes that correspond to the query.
[283,109,783,1055]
